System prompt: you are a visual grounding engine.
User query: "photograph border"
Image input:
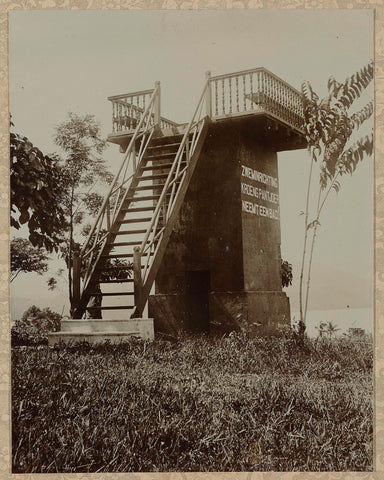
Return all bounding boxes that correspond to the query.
[0,2,381,478]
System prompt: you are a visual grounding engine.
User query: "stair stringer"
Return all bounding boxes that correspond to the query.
[131,118,210,318]
[72,134,156,319]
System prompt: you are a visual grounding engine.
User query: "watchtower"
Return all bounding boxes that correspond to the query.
[51,67,306,343]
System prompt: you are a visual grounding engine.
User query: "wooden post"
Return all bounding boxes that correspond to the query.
[132,142,136,172]
[73,253,81,315]
[133,247,143,316]
[106,198,111,231]
[154,81,161,126]
[205,71,212,118]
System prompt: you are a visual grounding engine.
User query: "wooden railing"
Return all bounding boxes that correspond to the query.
[108,68,304,136]
[206,67,304,133]
[109,87,179,133]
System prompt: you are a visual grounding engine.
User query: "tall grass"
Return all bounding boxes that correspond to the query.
[12,333,373,472]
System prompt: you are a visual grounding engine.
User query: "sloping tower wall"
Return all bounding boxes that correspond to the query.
[149,116,291,336]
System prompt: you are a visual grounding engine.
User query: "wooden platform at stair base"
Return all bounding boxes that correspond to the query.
[48,318,154,345]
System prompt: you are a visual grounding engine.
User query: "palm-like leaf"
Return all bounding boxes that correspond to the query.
[333,60,373,111]
[337,133,374,177]
[302,60,373,189]
[351,101,374,130]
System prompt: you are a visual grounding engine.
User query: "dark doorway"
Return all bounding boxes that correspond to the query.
[185,270,210,333]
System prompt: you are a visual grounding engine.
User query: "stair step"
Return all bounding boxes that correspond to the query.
[86,305,135,310]
[137,174,169,181]
[126,195,160,202]
[151,134,184,146]
[141,163,173,172]
[48,332,141,345]
[107,241,150,247]
[145,152,184,161]
[92,278,134,284]
[114,229,147,235]
[101,252,154,259]
[147,141,182,151]
[134,185,165,192]
[124,206,155,213]
[106,240,149,248]
[120,217,152,224]
[127,194,171,202]
[141,162,186,172]
[87,291,134,296]
[102,253,134,259]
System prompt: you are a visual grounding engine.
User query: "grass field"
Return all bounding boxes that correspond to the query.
[11,332,373,473]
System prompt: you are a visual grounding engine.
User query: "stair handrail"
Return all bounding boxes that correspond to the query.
[80,83,160,259]
[138,76,209,257]
[134,78,210,305]
[76,82,162,304]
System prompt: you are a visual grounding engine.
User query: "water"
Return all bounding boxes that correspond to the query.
[291,307,373,338]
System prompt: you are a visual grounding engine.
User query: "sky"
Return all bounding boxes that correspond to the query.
[9,9,374,330]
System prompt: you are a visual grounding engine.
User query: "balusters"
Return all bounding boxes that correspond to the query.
[291,91,295,125]
[135,95,139,129]
[243,75,246,111]
[256,71,260,97]
[221,78,225,116]
[215,80,218,116]
[261,71,265,107]
[235,76,239,112]
[118,103,122,131]
[250,72,254,97]
[229,77,232,114]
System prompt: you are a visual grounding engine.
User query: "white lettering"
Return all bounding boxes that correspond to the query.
[241,164,278,189]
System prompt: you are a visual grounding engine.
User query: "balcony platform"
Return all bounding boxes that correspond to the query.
[107,67,306,153]
[108,112,306,154]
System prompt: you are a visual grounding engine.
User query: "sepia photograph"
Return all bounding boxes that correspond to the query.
[9,8,374,473]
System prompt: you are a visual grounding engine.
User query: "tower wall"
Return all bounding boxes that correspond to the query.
[149,118,290,336]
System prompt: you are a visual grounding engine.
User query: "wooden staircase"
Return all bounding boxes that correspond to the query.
[64,80,210,341]
[73,133,201,320]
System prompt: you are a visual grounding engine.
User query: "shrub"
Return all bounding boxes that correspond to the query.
[11,305,61,346]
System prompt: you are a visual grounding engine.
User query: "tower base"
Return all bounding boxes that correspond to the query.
[148,291,290,337]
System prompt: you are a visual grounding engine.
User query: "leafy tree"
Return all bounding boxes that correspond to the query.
[53,112,111,313]
[10,129,67,252]
[325,321,340,339]
[299,61,373,330]
[53,112,132,317]
[315,321,327,338]
[10,237,49,282]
